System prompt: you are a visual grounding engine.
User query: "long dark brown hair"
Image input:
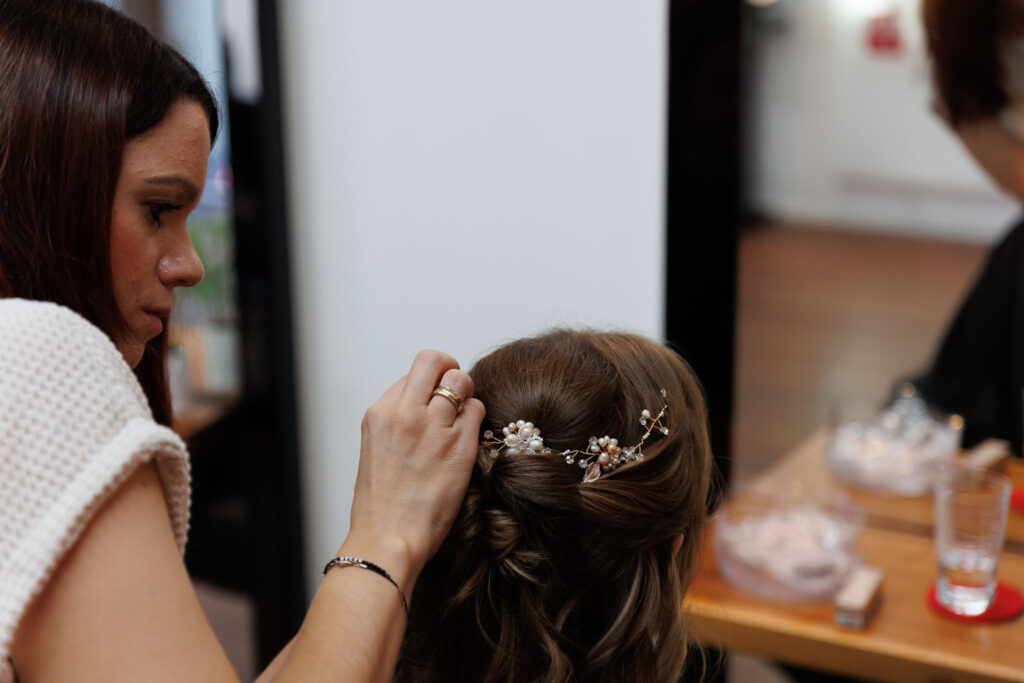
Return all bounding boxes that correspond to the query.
[0,0,219,424]
[922,0,1013,126]
[397,329,714,683]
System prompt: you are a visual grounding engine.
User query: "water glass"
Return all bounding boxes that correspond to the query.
[934,466,1012,616]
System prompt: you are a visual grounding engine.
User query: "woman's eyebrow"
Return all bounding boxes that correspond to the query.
[143,175,200,202]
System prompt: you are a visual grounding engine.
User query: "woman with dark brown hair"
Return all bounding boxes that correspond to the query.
[902,0,1024,457]
[0,1,484,680]
[396,329,714,683]
[921,0,1024,195]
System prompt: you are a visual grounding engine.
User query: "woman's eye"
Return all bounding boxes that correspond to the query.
[147,202,181,225]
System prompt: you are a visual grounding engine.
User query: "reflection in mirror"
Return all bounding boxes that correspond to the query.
[737,0,1016,482]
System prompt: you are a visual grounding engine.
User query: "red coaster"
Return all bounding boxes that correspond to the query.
[1011,488,1024,515]
[927,582,1024,623]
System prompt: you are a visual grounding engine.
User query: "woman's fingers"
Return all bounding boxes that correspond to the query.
[401,349,460,407]
[452,396,486,459]
[378,374,407,406]
[350,350,487,572]
[360,375,406,442]
[426,368,475,425]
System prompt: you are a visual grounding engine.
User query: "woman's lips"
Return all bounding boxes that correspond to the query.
[143,309,168,336]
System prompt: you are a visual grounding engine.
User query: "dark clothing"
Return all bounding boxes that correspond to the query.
[911,216,1024,456]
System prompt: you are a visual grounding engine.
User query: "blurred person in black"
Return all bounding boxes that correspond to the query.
[902,0,1024,457]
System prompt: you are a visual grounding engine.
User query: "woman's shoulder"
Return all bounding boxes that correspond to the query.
[0,297,120,357]
[0,296,190,549]
[0,297,143,400]
[0,300,192,670]
[0,297,161,463]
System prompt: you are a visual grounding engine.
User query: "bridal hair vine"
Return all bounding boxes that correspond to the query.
[480,389,670,483]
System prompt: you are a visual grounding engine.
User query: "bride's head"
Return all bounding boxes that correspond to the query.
[399,329,714,683]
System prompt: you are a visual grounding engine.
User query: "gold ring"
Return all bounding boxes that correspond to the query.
[430,385,464,414]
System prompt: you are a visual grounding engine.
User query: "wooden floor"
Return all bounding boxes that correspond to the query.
[732,223,990,483]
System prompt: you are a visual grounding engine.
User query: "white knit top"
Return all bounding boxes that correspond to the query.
[0,299,191,682]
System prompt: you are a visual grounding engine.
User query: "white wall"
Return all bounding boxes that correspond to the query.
[748,0,1019,242]
[278,1,668,594]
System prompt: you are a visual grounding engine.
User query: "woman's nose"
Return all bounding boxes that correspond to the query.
[159,229,205,288]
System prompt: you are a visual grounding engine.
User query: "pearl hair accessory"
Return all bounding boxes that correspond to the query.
[480,389,670,483]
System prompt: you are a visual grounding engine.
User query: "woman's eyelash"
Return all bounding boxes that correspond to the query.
[147,202,182,224]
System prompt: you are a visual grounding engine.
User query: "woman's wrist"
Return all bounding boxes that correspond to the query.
[334,532,422,600]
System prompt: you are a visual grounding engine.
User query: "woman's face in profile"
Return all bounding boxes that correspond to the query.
[108,98,211,367]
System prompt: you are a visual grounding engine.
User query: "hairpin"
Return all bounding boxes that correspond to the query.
[480,389,669,483]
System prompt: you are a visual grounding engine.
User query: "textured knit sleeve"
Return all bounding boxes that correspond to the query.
[0,299,190,681]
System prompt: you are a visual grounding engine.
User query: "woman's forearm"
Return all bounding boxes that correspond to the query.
[256,350,485,682]
[259,538,416,683]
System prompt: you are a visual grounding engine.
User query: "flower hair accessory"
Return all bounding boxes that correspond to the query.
[481,389,670,483]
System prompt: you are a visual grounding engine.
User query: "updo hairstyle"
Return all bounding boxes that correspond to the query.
[397,329,714,683]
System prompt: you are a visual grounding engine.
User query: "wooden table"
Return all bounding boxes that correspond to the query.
[684,432,1024,682]
[765,430,1024,550]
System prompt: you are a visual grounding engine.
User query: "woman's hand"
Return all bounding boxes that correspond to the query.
[257,350,486,682]
[341,349,485,590]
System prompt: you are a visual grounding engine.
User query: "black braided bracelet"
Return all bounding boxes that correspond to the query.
[323,556,410,619]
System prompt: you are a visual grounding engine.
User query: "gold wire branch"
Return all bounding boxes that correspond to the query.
[480,388,669,482]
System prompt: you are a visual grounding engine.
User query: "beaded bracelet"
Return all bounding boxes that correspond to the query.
[322,556,410,619]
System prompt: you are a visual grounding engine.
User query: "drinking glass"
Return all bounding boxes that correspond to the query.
[934,466,1012,616]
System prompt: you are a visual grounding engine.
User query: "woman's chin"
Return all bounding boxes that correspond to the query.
[115,338,146,368]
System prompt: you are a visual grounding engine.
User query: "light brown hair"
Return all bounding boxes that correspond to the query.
[397,329,714,683]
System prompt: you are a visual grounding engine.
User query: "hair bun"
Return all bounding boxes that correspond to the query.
[397,330,713,683]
